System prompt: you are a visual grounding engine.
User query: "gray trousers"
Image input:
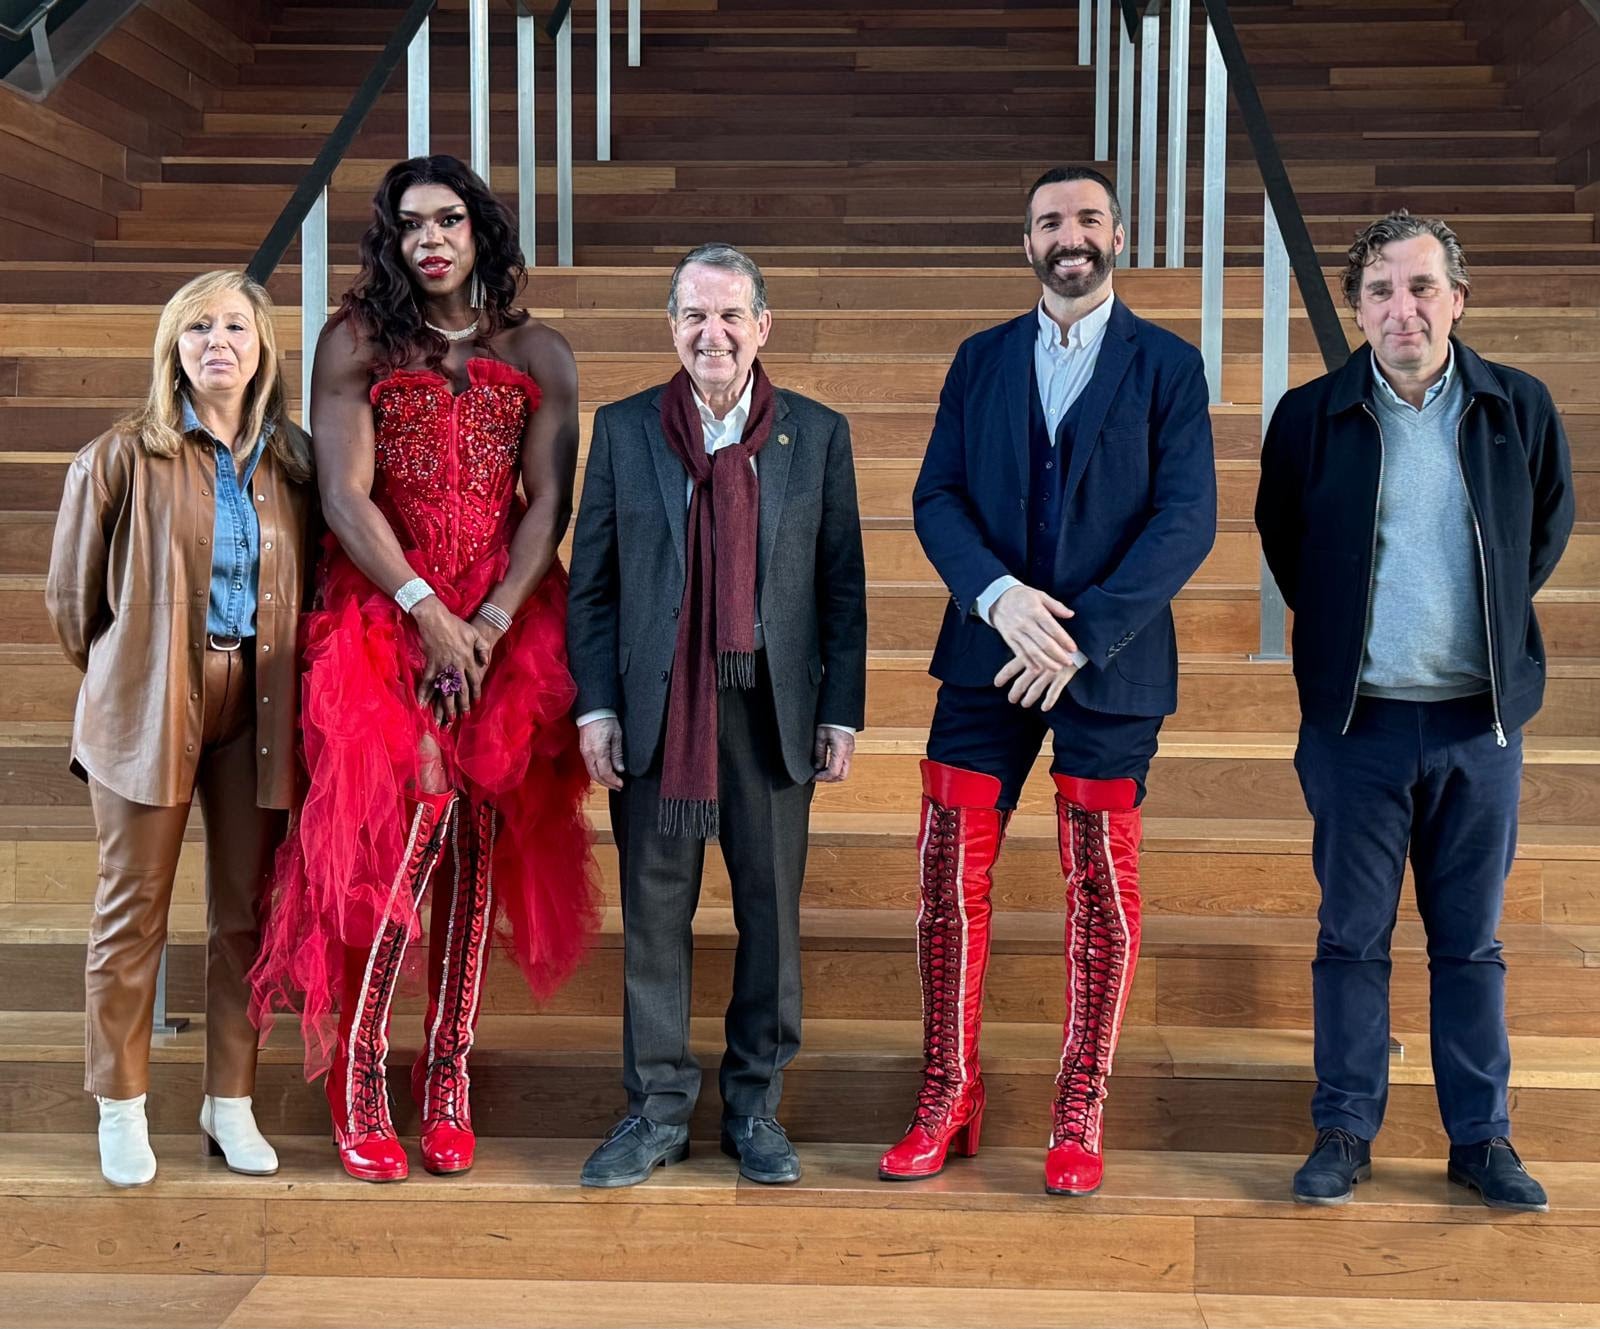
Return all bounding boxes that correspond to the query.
[610,658,814,1125]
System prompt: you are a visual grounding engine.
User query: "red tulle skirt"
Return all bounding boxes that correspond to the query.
[249,537,600,1079]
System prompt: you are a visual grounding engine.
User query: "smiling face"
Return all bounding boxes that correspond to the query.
[668,262,772,406]
[1023,178,1124,300]
[176,296,261,401]
[396,182,476,301]
[1354,232,1464,382]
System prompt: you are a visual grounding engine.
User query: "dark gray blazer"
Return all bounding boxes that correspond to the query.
[567,383,868,784]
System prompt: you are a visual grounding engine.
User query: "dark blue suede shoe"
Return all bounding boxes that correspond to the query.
[580,1115,690,1188]
[1448,1137,1549,1212]
[720,1116,800,1184]
[1292,1127,1372,1205]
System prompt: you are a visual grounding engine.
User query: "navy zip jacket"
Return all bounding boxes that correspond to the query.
[1256,339,1574,738]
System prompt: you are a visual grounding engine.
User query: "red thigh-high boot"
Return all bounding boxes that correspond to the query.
[326,790,456,1183]
[1045,773,1143,1196]
[879,760,1007,1181]
[412,799,495,1175]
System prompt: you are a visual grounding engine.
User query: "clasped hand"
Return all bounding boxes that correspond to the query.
[990,584,1079,711]
[412,598,496,726]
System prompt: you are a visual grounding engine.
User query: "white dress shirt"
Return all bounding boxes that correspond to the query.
[578,373,854,736]
[970,295,1115,665]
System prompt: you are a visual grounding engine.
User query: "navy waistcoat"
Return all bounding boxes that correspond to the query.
[1025,366,1085,588]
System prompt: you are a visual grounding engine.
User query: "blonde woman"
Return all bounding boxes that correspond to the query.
[46,270,315,1186]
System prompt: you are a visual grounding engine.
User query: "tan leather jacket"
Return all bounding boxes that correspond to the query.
[45,426,313,809]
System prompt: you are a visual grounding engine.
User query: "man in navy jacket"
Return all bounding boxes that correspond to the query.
[1257,212,1573,1211]
[878,167,1216,1196]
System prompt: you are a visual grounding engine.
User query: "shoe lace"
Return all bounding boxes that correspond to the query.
[1314,1126,1363,1160]
[1484,1135,1526,1169]
[1052,803,1126,1146]
[914,803,966,1130]
[733,1116,789,1144]
[604,1115,648,1144]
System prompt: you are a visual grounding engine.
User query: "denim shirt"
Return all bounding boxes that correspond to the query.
[183,398,269,638]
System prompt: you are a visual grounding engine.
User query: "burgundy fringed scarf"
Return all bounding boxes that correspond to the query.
[657,360,777,837]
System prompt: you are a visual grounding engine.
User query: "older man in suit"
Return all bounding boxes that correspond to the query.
[878,167,1216,1197]
[567,243,867,1188]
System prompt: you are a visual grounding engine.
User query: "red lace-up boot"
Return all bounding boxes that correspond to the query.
[413,800,496,1175]
[1045,773,1143,1196]
[326,790,455,1183]
[879,760,1007,1181]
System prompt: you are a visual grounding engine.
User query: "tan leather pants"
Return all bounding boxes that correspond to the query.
[84,644,287,1098]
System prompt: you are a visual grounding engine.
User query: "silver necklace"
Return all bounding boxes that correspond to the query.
[426,318,479,342]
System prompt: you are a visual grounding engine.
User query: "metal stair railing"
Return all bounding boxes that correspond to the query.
[247,0,651,417]
[1081,0,1350,659]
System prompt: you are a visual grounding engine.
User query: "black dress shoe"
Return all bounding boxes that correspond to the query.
[579,1116,690,1188]
[720,1116,801,1184]
[1448,1137,1550,1212]
[1292,1127,1372,1205]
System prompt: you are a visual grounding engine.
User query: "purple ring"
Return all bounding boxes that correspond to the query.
[433,665,464,697]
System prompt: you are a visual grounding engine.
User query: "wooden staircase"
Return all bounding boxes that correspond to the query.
[2,0,1599,1323]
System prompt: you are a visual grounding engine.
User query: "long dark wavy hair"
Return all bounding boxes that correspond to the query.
[333,154,528,375]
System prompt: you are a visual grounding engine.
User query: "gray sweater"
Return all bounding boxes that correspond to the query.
[1358,359,1491,701]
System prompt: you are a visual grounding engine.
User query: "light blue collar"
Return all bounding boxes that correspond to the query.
[1371,342,1456,413]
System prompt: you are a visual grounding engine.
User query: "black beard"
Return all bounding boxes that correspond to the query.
[1032,242,1114,297]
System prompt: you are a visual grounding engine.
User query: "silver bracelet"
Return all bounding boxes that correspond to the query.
[394,576,436,614]
[475,601,513,633]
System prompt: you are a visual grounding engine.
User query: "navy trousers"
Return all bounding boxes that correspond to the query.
[1295,695,1521,1146]
[927,682,1164,809]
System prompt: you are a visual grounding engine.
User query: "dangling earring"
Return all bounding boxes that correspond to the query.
[469,272,484,311]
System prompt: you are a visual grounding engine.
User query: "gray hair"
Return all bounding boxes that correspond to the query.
[666,243,768,319]
[1343,210,1470,312]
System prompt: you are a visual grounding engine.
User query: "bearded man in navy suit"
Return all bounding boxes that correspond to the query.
[879,167,1217,1196]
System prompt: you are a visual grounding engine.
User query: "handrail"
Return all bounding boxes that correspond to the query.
[244,0,438,284]
[1110,0,1345,373]
[544,0,573,38]
[0,1,59,42]
[1199,0,1346,372]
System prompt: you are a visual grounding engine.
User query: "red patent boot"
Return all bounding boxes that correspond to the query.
[326,791,455,1183]
[879,761,1007,1181]
[413,799,495,1176]
[1044,773,1143,1197]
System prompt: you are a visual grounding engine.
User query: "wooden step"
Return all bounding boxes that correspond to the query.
[10,637,1600,737]
[14,1272,1598,1329]
[6,802,1592,922]
[3,1134,1600,1303]
[8,262,1600,315]
[3,1012,1599,1163]
[5,901,1598,1037]
[4,718,1599,818]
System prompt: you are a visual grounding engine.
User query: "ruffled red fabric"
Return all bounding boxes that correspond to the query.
[249,358,598,1079]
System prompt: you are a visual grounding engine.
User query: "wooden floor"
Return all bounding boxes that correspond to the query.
[2,0,1600,1322]
[5,1276,1600,1329]
[3,1137,1600,1326]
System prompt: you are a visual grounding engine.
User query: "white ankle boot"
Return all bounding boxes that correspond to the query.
[96,1094,157,1187]
[199,1095,279,1176]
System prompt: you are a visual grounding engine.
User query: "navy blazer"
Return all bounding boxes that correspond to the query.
[913,299,1217,717]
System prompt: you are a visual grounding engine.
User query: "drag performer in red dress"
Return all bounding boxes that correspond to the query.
[250,155,598,1182]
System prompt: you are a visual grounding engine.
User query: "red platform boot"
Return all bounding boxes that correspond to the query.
[1044,773,1143,1197]
[879,761,1007,1181]
[326,791,455,1183]
[413,799,495,1175]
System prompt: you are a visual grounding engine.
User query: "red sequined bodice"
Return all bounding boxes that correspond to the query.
[370,356,542,582]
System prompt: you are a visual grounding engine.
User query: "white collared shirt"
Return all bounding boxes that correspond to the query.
[1034,291,1115,434]
[967,297,1112,662]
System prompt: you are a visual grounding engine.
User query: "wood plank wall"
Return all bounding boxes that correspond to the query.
[0,0,272,264]
[1455,0,1600,194]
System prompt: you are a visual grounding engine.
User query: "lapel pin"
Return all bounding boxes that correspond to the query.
[778,433,790,445]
